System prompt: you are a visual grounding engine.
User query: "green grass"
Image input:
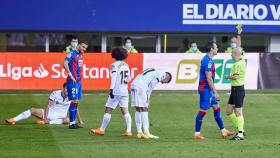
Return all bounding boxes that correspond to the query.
[0,90,280,158]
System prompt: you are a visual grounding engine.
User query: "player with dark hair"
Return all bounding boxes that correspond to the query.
[131,68,172,139]
[5,83,83,125]
[111,47,128,60]
[194,41,234,140]
[63,40,88,129]
[91,47,132,137]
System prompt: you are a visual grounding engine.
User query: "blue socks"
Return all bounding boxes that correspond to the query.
[69,102,78,125]
[214,107,225,130]
[195,111,206,132]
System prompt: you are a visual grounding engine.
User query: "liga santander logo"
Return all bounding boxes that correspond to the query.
[0,63,49,80]
[0,63,139,80]
[33,64,49,78]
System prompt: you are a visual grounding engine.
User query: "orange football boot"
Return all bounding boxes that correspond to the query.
[5,118,16,125]
[90,128,105,136]
[194,134,206,140]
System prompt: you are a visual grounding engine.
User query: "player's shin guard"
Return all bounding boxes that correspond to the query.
[13,110,31,122]
[100,113,111,131]
[214,108,225,130]
[195,111,206,133]
[69,102,78,125]
[124,113,131,132]
[135,112,142,133]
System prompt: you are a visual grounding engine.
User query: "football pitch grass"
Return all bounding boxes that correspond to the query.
[0,90,280,158]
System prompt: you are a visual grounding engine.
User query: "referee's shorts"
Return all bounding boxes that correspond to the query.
[228,85,245,108]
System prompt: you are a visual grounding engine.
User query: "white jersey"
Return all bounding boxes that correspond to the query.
[110,61,131,96]
[132,68,166,92]
[48,90,71,119]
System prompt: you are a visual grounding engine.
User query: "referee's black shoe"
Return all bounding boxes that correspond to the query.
[230,133,244,140]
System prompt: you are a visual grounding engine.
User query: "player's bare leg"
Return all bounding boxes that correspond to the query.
[120,107,132,137]
[6,107,43,125]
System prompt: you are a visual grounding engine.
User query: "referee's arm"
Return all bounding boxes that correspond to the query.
[225,75,239,80]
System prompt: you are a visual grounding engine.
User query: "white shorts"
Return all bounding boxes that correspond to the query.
[131,86,150,107]
[105,95,129,109]
[42,109,65,122]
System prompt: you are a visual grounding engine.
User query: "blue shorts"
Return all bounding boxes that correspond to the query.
[67,81,82,101]
[199,90,218,110]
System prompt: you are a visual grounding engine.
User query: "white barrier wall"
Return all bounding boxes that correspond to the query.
[143,53,259,90]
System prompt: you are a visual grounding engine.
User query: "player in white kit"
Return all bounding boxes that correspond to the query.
[91,48,132,137]
[5,83,83,125]
[131,68,172,139]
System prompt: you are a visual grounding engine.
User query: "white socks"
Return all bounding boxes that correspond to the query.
[13,110,31,122]
[135,112,150,133]
[141,112,149,133]
[135,112,142,133]
[195,132,201,136]
[100,112,131,132]
[100,113,111,131]
[124,113,132,132]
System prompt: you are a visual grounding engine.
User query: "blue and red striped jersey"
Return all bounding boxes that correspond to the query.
[198,54,215,93]
[65,50,83,82]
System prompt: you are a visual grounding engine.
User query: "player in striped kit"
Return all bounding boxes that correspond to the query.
[63,40,88,129]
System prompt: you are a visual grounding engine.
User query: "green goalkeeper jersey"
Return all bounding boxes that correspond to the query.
[230,58,246,86]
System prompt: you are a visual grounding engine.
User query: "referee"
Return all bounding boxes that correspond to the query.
[225,27,247,140]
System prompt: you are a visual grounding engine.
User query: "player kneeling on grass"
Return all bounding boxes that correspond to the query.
[131,68,172,139]
[91,47,132,137]
[5,83,83,125]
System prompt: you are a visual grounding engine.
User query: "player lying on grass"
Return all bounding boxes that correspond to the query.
[131,68,172,139]
[5,83,83,125]
[91,48,132,137]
